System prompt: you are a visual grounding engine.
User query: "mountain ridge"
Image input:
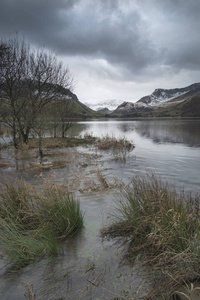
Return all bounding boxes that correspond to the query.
[137,83,200,106]
[111,82,200,118]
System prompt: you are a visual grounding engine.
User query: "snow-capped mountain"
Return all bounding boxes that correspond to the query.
[84,99,123,111]
[113,101,152,116]
[112,82,200,117]
[137,83,200,106]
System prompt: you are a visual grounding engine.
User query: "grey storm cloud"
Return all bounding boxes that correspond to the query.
[0,0,159,73]
[0,0,200,76]
[142,0,200,71]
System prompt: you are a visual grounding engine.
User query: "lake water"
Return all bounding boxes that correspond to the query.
[0,118,200,299]
[78,118,200,193]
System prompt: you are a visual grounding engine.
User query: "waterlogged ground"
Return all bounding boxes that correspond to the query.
[0,119,200,299]
[0,192,150,300]
[0,143,150,299]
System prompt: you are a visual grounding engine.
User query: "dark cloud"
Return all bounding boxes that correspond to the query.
[0,0,200,83]
[140,0,200,71]
[0,0,79,38]
[0,0,159,74]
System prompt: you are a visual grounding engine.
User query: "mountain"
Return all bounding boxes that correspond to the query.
[137,83,200,106]
[96,107,112,114]
[112,101,153,117]
[112,83,200,118]
[47,87,103,118]
[84,99,122,111]
[59,90,103,118]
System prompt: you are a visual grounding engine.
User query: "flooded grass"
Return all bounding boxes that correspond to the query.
[35,182,84,238]
[0,180,84,269]
[0,162,10,168]
[96,134,134,151]
[27,136,96,148]
[96,134,135,163]
[0,219,58,269]
[102,174,200,299]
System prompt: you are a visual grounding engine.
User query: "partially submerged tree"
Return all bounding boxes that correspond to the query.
[0,36,73,147]
[49,98,76,138]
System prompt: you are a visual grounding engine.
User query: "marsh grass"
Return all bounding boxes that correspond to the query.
[27,137,96,149]
[35,183,84,238]
[0,180,84,268]
[96,135,133,150]
[95,135,134,163]
[0,218,58,269]
[0,162,10,168]
[101,174,200,298]
[0,180,38,230]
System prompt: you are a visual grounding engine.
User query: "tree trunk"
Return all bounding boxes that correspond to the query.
[53,125,57,138]
[62,124,65,138]
[38,133,43,162]
[12,121,18,149]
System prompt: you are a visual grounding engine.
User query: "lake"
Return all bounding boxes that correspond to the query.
[0,118,200,299]
[78,118,200,193]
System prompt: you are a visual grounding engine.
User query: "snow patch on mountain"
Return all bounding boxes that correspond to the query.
[147,90,187,106]
[137,83,200,107]
[84,99,124,111]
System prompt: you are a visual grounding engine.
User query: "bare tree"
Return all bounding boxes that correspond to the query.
[0,36,73,147]
[48,98,76,138]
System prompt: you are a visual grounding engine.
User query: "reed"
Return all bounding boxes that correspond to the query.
[95,135,134,163]
[96,135,134,151]
[0,180,84,268]
[0,218,58,269]
[102,174,200,298]
[35,183,84,238]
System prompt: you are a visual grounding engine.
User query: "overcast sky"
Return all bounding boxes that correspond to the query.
[0,0,200,105]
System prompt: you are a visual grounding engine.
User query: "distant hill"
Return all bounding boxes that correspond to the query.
[96,107,112,114]
[53,88,103,118]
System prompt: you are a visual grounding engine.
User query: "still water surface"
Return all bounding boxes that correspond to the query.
[78,119,200,193]
[0,119,200,299]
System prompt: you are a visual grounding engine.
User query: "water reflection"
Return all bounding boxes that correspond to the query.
[78,119,200,147]
[129,119,200,147]
[77,119,200,193]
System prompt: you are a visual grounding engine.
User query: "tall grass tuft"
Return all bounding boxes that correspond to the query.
[96,135,134,162]
[0,218,58,268]
[0,180,39,230]
[102,174,200,298]
[0,180,84,268]
[35,183,84,238]
[96,135,133,151]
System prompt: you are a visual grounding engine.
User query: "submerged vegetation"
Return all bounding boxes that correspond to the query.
[0,180,84,269]
[102,175,200,298]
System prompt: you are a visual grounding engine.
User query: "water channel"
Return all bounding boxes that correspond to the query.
[0,119,200,299]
